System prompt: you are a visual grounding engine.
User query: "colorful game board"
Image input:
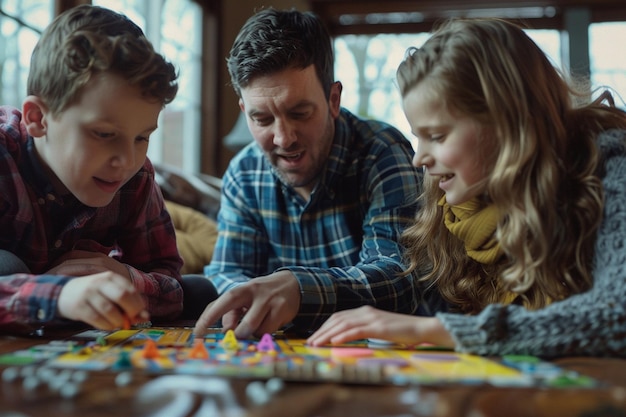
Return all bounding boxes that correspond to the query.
[0,327,597,388]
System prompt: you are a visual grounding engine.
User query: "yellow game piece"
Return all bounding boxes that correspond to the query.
[221,330,239,351]
[141,339,160,359]
[189,339,209,360]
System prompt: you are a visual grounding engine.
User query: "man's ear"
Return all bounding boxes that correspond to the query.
[22,96,48,138]
[238,98,245,113]
[328,81,342,118]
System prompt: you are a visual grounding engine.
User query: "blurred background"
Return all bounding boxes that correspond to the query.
[2,0,624,177]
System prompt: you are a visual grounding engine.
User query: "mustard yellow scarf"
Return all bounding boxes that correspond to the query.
[439,196,503,264]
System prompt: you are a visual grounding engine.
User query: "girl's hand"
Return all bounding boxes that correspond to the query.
[306,305,455,348]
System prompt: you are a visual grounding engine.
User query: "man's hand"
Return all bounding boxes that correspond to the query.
[57,271,149,330]
[193,270,301,339]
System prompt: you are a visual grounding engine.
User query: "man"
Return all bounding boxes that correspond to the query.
[194,8,421,338]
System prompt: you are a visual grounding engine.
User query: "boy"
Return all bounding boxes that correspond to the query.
[0,5,183,334]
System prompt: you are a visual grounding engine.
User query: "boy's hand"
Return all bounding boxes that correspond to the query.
[57,271,149,330]
[47,250,131,280]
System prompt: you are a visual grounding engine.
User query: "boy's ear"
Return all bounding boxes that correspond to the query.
[22,96,48,138]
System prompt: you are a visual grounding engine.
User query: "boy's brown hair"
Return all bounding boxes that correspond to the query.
[27,4,178,116]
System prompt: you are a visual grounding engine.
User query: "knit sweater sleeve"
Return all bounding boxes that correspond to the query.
[437,129,626,358]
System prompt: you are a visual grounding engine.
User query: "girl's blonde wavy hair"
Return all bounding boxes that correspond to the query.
[398,18,626,314]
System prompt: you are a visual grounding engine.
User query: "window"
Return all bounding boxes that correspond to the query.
[0,0,51,108]
[0,0,202,173]
[335,29,566,146]
[334,24,624,146]
[93,0,203,172]
[590,22,626,106]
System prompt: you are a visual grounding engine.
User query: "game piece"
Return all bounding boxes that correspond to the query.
[246,380,271,405]
[265,377,285,394]
[257,334,275,352]
[188,339,209,360]
[122,316,131,330]
[221,330,239,351]
[2,367,19,382]
[115,371,133,387]
[20,366,36,378]
[60,382,80,399]
[71,370,88,384]
[141,339,160,359]
[22,375,41,391]
[113,350,133,370]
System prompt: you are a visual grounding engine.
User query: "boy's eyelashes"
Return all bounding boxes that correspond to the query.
[93,130,115,139]
[92,130,150,143]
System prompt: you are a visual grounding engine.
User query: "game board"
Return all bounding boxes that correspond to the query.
[0,327,597,388]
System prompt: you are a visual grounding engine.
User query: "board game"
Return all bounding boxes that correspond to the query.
[0,327,597,388]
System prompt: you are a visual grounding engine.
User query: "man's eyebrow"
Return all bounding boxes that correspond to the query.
[288,102,315,112]
[247,101,315,118]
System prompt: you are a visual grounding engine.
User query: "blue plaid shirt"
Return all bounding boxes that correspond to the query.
[205,109,422,331]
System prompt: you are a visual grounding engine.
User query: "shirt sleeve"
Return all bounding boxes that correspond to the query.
[204,155,273,291]
[0,274,73,333]
[437,130,626,357]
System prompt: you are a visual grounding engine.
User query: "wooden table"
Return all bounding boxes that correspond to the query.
[1,326,625,417]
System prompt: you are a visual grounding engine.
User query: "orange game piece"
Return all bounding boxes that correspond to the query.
[141,339,160,359]
[189,339,209,359]
[122,316,131,330]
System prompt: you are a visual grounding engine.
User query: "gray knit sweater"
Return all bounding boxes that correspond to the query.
[437,129,626,358]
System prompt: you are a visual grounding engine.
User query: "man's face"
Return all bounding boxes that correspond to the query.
[239,65,341,199]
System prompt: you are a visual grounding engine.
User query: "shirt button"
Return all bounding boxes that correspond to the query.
[54,240,62,248]
[37,198,45,205]
[47,194,55,201]
[37,309,46,320]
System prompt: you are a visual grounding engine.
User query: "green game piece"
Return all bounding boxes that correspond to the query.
[0,354,38,366]
[113,350,133,370]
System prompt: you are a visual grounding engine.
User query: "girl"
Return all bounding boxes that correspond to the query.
[308,18,626,357]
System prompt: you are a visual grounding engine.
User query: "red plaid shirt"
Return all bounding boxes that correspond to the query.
[0,106,183,333]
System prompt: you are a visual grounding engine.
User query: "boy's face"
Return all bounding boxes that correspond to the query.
[32,72,162,207]
[239,65,341,199]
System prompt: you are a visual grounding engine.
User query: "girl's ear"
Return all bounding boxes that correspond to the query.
[22,96,48,138]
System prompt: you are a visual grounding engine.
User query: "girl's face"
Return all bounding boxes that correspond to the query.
[403,81,489,206]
